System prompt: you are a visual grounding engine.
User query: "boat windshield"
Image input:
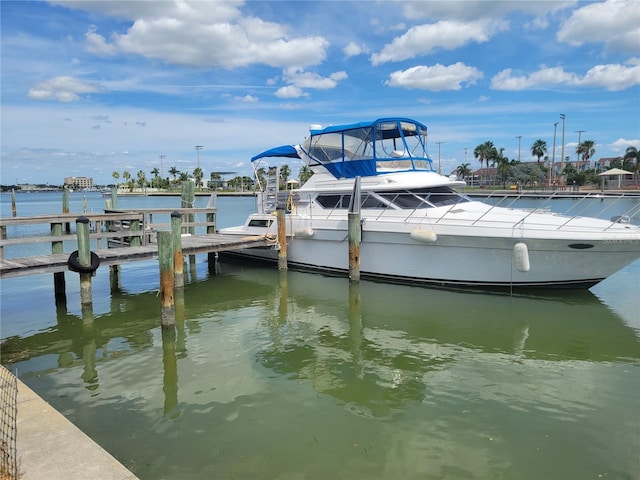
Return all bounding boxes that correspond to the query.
[301,118,434,179]
[315,187,468,210]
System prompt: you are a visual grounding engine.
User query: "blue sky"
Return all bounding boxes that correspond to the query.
[1,0,639,185]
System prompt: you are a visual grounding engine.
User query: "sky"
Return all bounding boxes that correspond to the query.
[1,0,639,186]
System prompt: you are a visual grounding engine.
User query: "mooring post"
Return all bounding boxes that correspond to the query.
[206,194,217,266]
[11,188,17,217]
[63,189,71,233]
[171,211,184,288]
[51,222,66,305]
[130,216,141,247]
[348,176,362,282]
[276,204,287,271]
[181,181,196,268]
[76,216,93,306]
[111,186,118,209]
[157,230,175,326]
[0,225,6,259]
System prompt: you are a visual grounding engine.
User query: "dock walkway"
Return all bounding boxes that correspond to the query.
[0,233,271,278]
[16,377,139,480]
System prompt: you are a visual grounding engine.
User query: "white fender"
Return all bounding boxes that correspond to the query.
[513,242,530,272]
[410,227,437,243]
[295,226,314,238]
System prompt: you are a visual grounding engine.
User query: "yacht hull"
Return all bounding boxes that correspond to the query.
[220,226,638,288]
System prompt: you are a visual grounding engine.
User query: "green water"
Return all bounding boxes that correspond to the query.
[2,260,639,480]
[1,192,639,479]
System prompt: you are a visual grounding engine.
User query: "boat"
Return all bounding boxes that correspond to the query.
[218,117,640,288]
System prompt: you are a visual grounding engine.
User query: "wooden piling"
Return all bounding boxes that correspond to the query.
[130,217,141,247]
[157,230,175,326]
[180,181,195,235]
[206,198,216,266]
[111,186,118,209]
[11,189,16,217]
[0,225,6,259]
[76,216,92,306]
[51,222,66,304]
[276,204,287,271]
[63,190,70,233]
[348,177,362,282]
[171,211,184,288]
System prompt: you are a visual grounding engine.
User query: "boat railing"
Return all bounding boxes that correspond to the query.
[303,191,640,231]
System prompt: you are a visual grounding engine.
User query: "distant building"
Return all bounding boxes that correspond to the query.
[64,177,93,189]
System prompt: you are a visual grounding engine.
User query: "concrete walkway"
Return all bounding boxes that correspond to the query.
[17,379,139,480]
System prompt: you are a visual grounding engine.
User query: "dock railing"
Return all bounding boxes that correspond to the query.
[0,207,217,259]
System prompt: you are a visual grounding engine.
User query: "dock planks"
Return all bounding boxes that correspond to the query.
[0,234,272,279]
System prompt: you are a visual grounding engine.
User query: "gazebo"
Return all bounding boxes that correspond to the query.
[597,168,633,189]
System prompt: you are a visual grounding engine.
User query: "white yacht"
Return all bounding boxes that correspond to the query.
[219,117,640,288]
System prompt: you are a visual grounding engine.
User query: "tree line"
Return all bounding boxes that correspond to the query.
[455,140,639,188]
[111,163,313,192]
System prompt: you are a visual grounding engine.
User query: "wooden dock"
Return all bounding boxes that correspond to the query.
[0,210,272,279]
[0,234,271,279]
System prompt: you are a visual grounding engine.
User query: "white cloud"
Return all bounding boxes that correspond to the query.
[343,42,369,58]
[277,68,348,96]
[77,2,329,69]
[275,85,307,98]
[491,62,640,91]
[235,94,258,103]
[557,0,640,54]
[609,138,640,153]
[371,19,507,65]
[28,76,104,102]
[385,63,483,91]
[85,25,117,56]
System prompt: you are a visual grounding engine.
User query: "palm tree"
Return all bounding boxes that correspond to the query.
[299,165,313,185]
[455,163,471,181]
[193,167,203,190]
[112,171,120,187]
[255,167,267,190]
[530,139,547,166]
[279,164,291,188]
[496,156,512,188]
[624,146,639,186]
[576,140,596,169]
[150,167,159,188]
[209,172,222,190]
[136,170,146,190]
[474,141,496,185]
[169,166,180,185]
[122,170,131,191]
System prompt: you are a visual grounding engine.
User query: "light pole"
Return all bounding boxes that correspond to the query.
[560,114,566,183]
[575,130,585,164]
[195,145,203,170]
[515,135,522,161]
[436,141,445,175]
[551,122,558,185]
[464,148,469,185]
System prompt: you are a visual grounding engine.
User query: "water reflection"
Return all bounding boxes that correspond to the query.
[2,263,639,401]
[2,261,639,479]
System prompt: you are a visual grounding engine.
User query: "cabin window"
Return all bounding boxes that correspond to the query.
[378,192,427,208]
[419,187,468,206]
[316,193,388,209]
[248,219,273,227]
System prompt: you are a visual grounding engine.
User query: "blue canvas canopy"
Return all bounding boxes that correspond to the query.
[251,145,300,162]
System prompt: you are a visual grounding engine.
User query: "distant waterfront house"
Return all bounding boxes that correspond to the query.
[596,157,618,171]
[64,176,93,189]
